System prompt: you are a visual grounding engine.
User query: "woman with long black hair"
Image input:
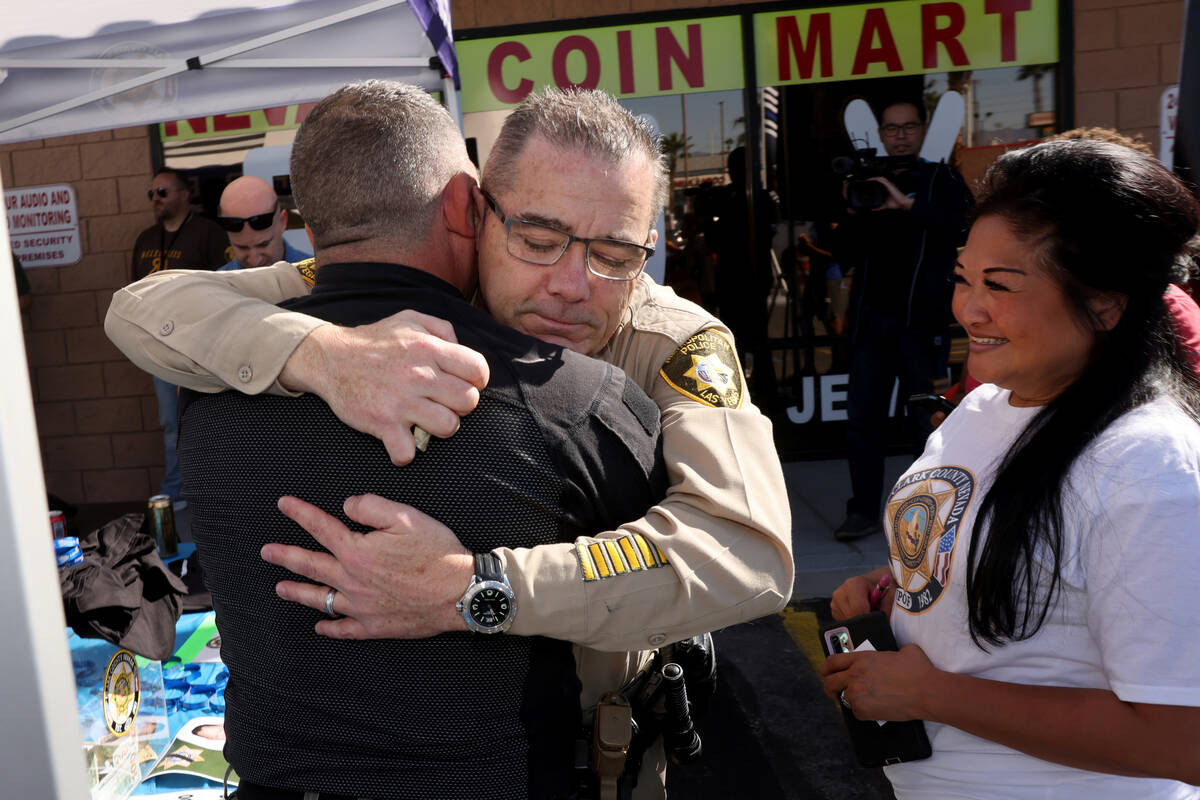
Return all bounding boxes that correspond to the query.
[822,138,1200,798]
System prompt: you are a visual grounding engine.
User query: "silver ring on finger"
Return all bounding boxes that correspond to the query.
[324,587,339,619]
[839,690,852,709]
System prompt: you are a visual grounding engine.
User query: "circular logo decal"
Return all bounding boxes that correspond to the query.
[886,466,975,614]
[90,43,178,114]
[103,650,141,737]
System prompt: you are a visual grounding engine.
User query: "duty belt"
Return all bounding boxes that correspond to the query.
[579,633,717,800]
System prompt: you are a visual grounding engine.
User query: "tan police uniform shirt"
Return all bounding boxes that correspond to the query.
[105,263,794,797]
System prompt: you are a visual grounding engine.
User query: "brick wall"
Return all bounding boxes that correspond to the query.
[1073,0,1183,146]
[2,127,163,506]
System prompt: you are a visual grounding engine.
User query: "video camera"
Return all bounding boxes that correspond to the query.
[832,148,918,211]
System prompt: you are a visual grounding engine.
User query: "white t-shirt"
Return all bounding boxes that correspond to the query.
[883,383,1200,800]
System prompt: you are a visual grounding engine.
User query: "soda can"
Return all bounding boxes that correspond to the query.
[147,494,178,557]
[49,510,67,539]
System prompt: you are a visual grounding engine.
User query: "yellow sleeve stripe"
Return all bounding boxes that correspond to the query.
[604,540,627,574]
[619,536,644,570]
[576,542,597,581]
[576,534,669,582]
[588,542,612,578]
[634,534,656,566]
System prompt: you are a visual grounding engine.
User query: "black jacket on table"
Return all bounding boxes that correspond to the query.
[835,158,974,337]
[178,261,666,800]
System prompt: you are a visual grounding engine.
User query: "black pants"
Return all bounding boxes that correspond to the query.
[845,314,946,518]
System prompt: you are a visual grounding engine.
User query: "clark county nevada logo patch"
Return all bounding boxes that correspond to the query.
[887,465,975,615]
[659,329,744,409]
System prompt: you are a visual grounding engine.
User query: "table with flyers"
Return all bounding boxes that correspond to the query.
[74,583,236,800]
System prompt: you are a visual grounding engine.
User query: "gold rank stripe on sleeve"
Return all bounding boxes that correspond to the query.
[293,257,317,286]
[658,328,745,409]
[576,534,669,582]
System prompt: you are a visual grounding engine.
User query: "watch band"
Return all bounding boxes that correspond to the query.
[474,552,504,582]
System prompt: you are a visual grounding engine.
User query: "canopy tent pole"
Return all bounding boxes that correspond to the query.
[0,186,92,798]
[443,73,462,130]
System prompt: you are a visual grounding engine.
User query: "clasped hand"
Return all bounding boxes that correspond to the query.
[282,309,490,466]
[264,494,475,638]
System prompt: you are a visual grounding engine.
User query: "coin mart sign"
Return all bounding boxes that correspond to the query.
[4,184,81,268]
[458,0,1057,112]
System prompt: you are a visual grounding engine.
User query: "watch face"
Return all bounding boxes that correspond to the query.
[469,587,510,628]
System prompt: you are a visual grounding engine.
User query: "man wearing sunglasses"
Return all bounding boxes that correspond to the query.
[132,168,230,281]
[215,176,310,271]
[130,167,230,503]
[108,87,792,798]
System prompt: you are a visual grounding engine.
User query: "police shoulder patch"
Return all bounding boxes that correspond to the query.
[294,257,317,286]
[658,329,745,409]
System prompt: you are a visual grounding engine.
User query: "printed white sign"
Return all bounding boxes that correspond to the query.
[4,183,82,268]
[1160,85,1179,170]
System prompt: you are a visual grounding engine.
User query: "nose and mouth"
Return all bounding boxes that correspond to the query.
[519,307,597,351]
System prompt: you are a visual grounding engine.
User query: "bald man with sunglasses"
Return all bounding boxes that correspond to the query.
[216,176,310,271]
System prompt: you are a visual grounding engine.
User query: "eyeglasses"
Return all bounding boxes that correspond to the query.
[147,187,174,200]
[880,122,923,138]
[482,191,653,282]
[217,211,276,233]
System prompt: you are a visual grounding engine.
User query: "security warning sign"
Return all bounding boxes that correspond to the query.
[5,184,82,268]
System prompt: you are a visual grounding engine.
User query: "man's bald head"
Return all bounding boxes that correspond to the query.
[218,175,287,268]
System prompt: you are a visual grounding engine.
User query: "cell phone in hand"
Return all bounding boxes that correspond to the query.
[818,612,932,767]
[907,392,956,416]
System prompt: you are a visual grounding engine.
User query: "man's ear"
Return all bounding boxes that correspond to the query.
[649,228,659,248]
[1089,290,1127,331]
[442,172,479,239]
[470,184,487,232]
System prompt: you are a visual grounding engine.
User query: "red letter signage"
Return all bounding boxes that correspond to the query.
[656,24,705,91]
[984,0,1032,62]
[488,41,535,104]
[851,8,903,75]
[552,35,602,90]
[617,29,636,94]
[776,14,833,81]
[921,3,969,68]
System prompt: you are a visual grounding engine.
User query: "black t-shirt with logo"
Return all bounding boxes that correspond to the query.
[130,214,230,280]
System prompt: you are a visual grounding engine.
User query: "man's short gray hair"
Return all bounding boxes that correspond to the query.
[290,80,470,249]
[482,89,669,226]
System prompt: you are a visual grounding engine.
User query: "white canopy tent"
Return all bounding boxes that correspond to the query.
[0,0,460,143]
[0,1,457,794]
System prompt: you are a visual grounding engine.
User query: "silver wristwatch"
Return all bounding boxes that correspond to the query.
[455,552,516,633]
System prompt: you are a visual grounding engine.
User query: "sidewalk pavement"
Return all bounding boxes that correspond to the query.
[784,455,913,600]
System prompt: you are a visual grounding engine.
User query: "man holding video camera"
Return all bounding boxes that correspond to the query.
[832,99,973,541]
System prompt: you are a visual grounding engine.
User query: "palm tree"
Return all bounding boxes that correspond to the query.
[661,131,694,208]
[1017,64,1054,112]
[731,116,747,148]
